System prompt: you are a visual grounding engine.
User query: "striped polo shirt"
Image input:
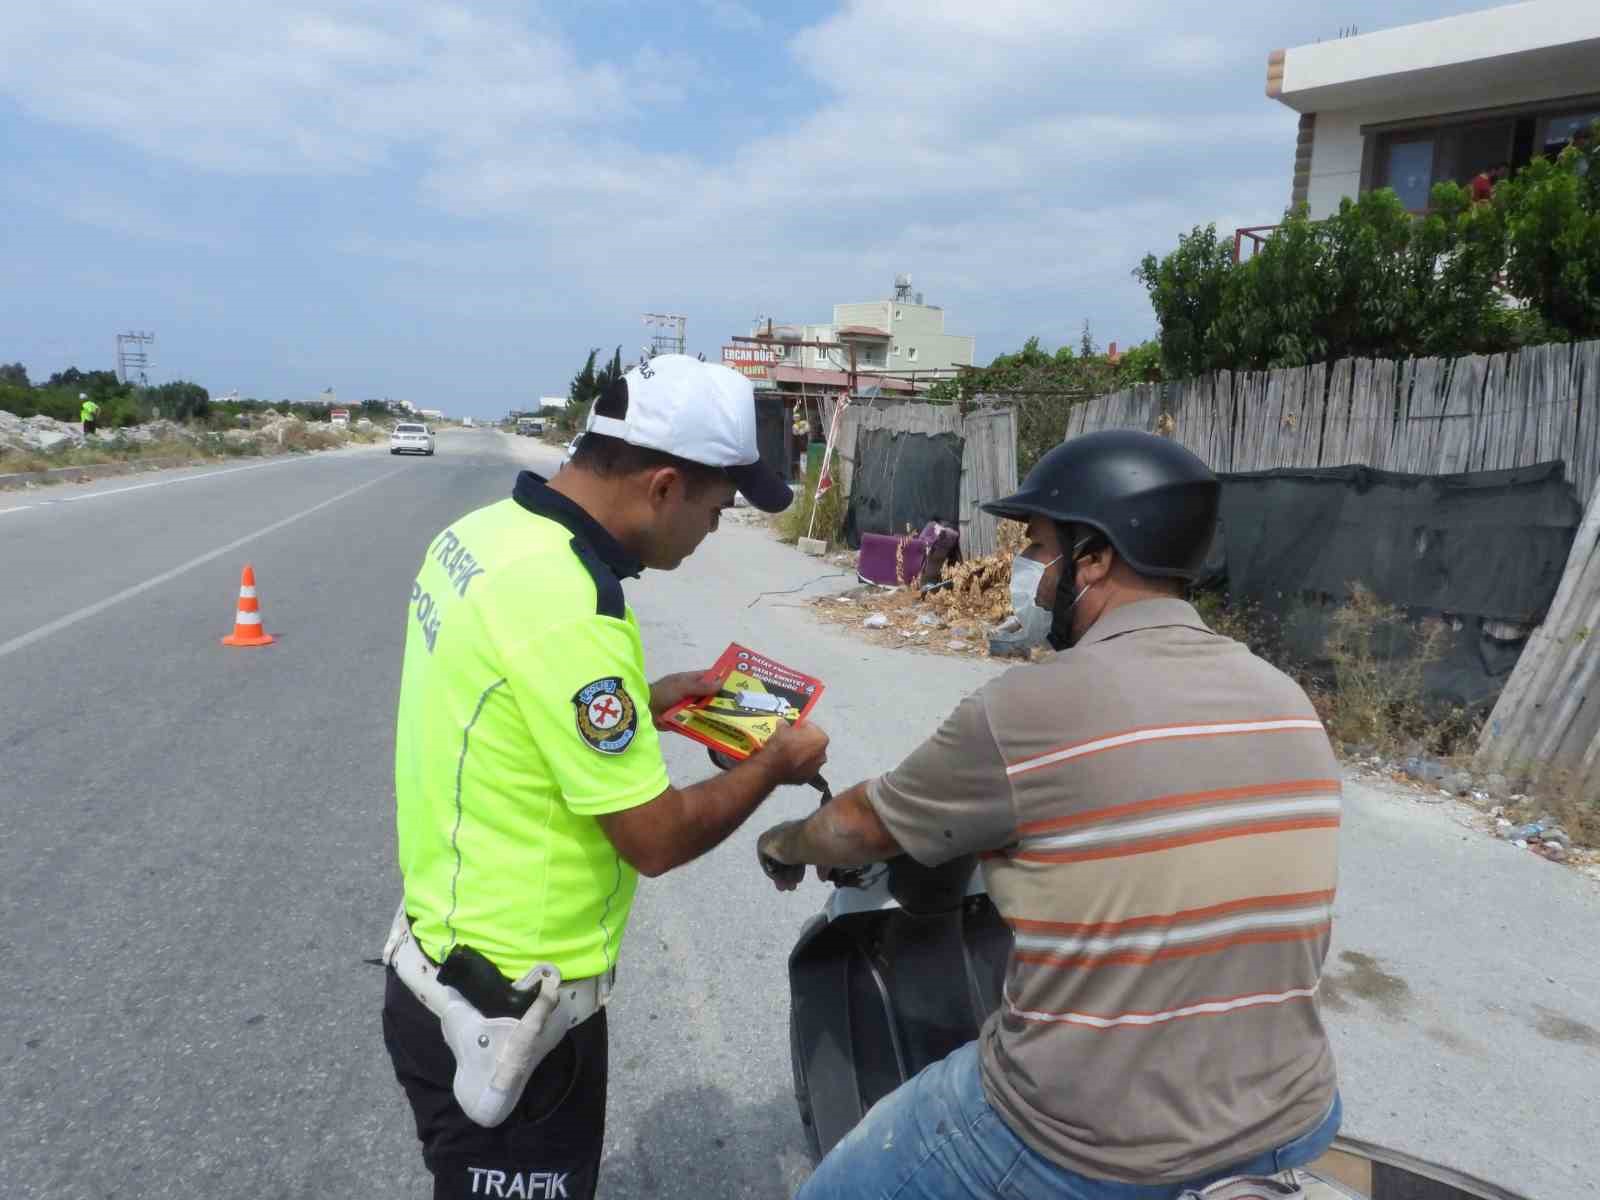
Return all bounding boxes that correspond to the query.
[867,597,1340,1184]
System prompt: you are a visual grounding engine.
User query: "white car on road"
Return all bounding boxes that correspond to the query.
[390,423,435,456]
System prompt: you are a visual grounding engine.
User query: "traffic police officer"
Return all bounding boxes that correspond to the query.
[759,430,1343,1199]
[384,354,830,1200]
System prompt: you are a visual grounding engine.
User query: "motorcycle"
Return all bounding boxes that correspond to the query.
[742,752,1532,1200]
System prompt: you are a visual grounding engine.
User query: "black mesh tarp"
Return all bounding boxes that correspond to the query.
[843,428,965,549]
[1209,462,1582,710]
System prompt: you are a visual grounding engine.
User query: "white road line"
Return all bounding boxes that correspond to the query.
[0,469,401,662]
[50,455,321,505]
[0,505,34,516]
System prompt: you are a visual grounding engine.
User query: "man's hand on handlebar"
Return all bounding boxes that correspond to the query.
[754,720,829,786]
[757,820,808,891]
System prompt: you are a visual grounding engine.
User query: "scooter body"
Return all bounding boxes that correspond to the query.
[786,855,1532,1200]
[787,851,1007,1160]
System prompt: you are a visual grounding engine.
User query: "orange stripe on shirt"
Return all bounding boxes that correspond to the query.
[1013,924,1331,972]
[1008,889,1338,937]
[1013,815,1342,865]
[1017,779,1341,837]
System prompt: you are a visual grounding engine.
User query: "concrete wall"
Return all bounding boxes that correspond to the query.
[834,302,892,331]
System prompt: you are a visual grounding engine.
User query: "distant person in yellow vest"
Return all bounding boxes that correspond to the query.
[79,394,100,436]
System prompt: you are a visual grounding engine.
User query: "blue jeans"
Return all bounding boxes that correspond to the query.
[796,1041,1340,1200]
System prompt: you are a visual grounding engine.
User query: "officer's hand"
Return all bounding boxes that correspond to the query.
[759,721,829,785]
[647,669,724,727]
[757,820,806,892]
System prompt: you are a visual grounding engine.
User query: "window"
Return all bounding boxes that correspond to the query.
[1542,109,1600,155]
[1367,97,1600,209]
[907,347,919,363]
[1381,137,1436,210]
[894,308,903,321]
[891,342,900,356]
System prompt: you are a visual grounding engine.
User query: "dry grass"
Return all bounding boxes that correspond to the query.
[806,520,1037,660]
[1,422,369,483]
[1498,767,1600,847]
[1322,584,1478,756]
[0,437,219,475]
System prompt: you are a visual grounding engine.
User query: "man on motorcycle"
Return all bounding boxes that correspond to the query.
[758,430,1342,1199]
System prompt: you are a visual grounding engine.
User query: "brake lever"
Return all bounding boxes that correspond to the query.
[709,748,866,888]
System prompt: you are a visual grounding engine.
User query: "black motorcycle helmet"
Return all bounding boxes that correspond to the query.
[982,430,1220,648]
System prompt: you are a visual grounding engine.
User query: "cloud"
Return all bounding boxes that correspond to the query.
[2,1,629,174]
[2,0,1310,390]
[700,0,762,32]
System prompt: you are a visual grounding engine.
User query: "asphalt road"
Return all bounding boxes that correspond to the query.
[1,431,1595,1199]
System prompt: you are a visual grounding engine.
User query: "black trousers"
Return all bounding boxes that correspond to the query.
[383,969,609,1199]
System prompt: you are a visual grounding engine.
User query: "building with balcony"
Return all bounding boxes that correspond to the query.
[1267,1,1600,220]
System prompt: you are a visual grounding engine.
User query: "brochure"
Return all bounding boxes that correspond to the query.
[662,642,825,760]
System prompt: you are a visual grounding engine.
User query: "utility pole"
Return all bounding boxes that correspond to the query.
[116,331,155,385]
[642,313,687,357]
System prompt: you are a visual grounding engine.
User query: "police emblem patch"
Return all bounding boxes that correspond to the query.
[573,677,638,754]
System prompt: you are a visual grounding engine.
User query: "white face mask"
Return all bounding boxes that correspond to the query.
[1009,553,1061,645]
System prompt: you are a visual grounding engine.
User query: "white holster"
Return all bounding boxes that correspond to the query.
[382,903,612,1128]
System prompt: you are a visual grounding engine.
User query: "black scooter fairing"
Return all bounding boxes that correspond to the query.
[787,854,1011,1161]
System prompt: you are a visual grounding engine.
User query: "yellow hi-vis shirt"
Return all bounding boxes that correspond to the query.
[81,399,99,422]
[394,472,668,981]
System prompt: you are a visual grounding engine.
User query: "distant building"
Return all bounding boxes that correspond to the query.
[539,395,568,411]
[731,280,976,482]
[1266,1,1600,220]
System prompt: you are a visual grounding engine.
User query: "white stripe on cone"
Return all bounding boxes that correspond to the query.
[239,586,258,598]
[234,611,263,625]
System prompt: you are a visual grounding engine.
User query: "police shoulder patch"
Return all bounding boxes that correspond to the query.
[573,677,638,755]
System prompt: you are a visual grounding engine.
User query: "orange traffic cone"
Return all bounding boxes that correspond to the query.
[221,564,275,647]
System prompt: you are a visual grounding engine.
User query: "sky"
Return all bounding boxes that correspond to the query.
[1,0,1500,418]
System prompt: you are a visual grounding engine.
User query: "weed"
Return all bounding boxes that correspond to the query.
[1321,583,1478,755]
[777,455,847,547]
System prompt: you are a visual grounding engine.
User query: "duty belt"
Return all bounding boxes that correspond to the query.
[382,903,613,1127]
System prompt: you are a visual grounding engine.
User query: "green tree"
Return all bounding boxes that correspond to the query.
[0,362,28,388]
[560,348,600,433]
[1497,133,1600,339]
[593,346,625,398]
[1135,225,1234,378]
[148,380,212,422]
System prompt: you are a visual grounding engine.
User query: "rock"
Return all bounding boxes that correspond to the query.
[916,613,944,628]
[1484,773,1509,794]
[1495,818,1513,838]
[1444,770,1473,795]
[1541,827,1572,850]
[1403,756,1447,784]
[28,429,75,451]
[863,613,889,630]
[947,640,971,652]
